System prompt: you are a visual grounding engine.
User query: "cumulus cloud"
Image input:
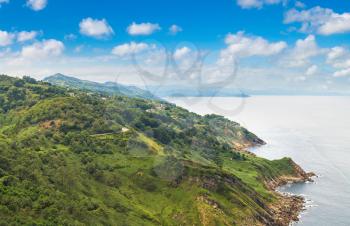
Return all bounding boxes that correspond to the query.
[327,47,346,62]
[326,47,350,68]
[0,30,15,46]
[17,31,39,42]
[172,46,200,73]
[0,39,65,73]
[1,30,40,46]
[305,65,317,76]
[281,37,350,78]
[111,42,150,56]
[284,6,350,35]
[127,22,161,36]
[173,47,191,60]
[236,0,285,9]
[325,46,350,77]
[169,25,182,35]
[21,39,64,59]
[79,18,114,38]
[320,15,350,35]
[26,0,47,11]
[220,31,287,59]
[282,35,323,67]
[333,68,350,77]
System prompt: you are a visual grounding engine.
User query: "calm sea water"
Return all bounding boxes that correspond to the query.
[167,96,350,226]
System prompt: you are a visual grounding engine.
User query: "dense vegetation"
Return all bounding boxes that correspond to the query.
[0,75,303,225]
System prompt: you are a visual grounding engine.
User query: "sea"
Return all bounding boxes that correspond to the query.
[167,96,350,226]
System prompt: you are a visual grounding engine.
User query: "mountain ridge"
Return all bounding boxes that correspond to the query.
[43,73,158,100]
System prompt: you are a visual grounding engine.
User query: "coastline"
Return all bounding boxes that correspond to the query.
[167,96,350,226]
[266,158,316,225]
[267,170,315,226]
[245,141,315,226]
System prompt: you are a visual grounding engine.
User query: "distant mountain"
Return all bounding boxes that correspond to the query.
[44,73,157,100]
[148,86,250,98]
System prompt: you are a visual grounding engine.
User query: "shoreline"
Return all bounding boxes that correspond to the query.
[270,192,305,226]
[245,142,315,226]
[267,160,316,226]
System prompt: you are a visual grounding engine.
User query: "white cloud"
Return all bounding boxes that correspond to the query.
[220,31,287,59]
[0,43,348,92]
[326,46,350,70]
[0,30,39,46]
[284,6,350,35]
[326,46,350,68]
[17,31,39,42]
[319,15,350,35]
[333,68,350,77]
[26,0,47,11]
[0,39,65,74]
[127,22,160,36]
[236,0,284,9]
[325,46,350,77]
[169,25,182,35]
[282,35,323,67]
[173,47,191,60]
[295,1,305,8]
[305,65,317,76]
[21,39,64,59]
[171,46,203,77]
[0,30,15,46]
[79,18,114,38]
[327,46,346,63]
[111,42,150,56]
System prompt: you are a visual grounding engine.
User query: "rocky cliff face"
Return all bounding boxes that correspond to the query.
[265,159,315,225]
[266,159,315,190]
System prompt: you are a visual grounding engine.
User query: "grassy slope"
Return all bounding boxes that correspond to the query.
[0,75,302,226]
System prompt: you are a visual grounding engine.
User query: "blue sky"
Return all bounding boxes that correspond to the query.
[1,0,350,94]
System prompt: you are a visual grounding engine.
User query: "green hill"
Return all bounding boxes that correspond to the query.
[0,75,310,225]
[44,73,157,100]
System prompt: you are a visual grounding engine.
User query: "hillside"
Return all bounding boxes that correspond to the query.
[44,73,157,100]
[0,75,312,225]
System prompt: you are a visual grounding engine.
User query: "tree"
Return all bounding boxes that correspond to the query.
[7,87,25,101]
[14,80,25,87]
[23,76,37,84]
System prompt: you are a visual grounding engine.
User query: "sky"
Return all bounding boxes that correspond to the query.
[1,0,350,94]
